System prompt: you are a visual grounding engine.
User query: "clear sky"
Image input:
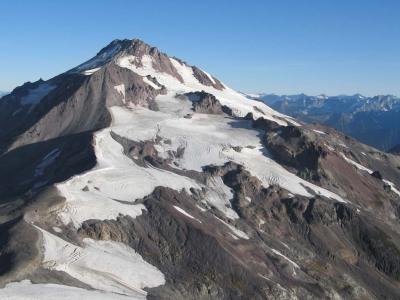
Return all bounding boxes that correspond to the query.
[1,0,399,96]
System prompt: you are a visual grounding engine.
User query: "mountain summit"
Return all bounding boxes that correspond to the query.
[1,38,400,299]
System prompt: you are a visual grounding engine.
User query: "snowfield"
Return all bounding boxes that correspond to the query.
[38,227,164,298]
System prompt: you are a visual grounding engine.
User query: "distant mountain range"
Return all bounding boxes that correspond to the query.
[253,93,400,151]
[0,91,8,98]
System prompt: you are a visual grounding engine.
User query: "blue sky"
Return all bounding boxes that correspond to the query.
[1,0,399,96]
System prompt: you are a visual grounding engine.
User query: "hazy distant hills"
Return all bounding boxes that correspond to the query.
[256,93,400,151]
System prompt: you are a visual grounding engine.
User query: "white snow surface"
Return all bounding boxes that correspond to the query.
[214,216,250,240]
[340,153,373,174]
[117,54,297,126]
[0,280,138,300]
[82,67,101,75]
[173,205,201,223]
[383,179,400,197]
[340,154,400,197]
[312,129,326,135]
[21,83,56,105]
[38,227,165,298]
[142,77,162,89]
[270,248,300,269]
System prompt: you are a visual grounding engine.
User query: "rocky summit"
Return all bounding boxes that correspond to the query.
[1,38,400,299]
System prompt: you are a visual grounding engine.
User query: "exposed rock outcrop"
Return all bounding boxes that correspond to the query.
[185,91,224,114]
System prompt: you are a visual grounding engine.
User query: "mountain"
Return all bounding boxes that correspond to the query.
[0,91,9,98]
[1,39,400,299]
[256,93,400,151]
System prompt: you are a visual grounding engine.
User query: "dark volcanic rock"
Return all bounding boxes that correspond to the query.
[370,170,383,180]
[265,125,326,181]
[185,91,224,114]
[191,66,225,90]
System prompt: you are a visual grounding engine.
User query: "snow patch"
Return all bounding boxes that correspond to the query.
[340,153,372,174]
[271,248,300,269]
[83,67,101,75]
[52,227,62,233]
[383,179,400,197]
[173,205,201,223]
[114,84,126,103]
[215,217,249,240]
[38,228,165,298]
[142,77,161,90]
[312,129,326,135]
[202,70,217,85]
